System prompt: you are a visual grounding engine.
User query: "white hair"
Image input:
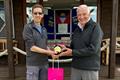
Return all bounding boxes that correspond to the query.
[77,4,90,14]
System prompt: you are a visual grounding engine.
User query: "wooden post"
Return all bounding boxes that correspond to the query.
[97,0,102,23]
[4,0,15,79]
[109,0,119,78]
[12,0,26,64]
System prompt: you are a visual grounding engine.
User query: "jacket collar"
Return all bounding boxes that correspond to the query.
[83,18,94,30]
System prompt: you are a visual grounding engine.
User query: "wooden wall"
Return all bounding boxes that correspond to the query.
[100,0,120,38]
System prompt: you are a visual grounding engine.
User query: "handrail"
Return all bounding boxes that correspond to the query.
[13,47,27,55]
[0,49,8,57]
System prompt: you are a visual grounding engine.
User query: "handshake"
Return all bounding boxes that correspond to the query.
[49,44,72,59]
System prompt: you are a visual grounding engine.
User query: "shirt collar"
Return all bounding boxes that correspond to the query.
[78,23,83,31]
[77,17,91,31]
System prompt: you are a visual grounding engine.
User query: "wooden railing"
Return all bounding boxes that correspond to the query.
[0,39,18,64]
[101,37,120,65]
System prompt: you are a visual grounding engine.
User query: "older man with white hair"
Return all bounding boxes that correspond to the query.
[58,4,103,80]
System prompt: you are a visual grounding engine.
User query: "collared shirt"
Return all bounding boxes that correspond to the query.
[77,17,90,31]
[78,23,83,31]
[35,24,42,33]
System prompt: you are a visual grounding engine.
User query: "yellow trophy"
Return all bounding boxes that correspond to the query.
[54,45,62,54]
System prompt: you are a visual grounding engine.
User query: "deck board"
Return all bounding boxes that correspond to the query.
[0,65,120,80]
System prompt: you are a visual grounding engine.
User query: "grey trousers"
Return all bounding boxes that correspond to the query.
[26,65,48,80]
[71,68,99,80]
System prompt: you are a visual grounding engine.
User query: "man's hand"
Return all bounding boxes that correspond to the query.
[58,47,72,57]
[47,49,59,59]
[51,54,59,59]
[56,44,72,57]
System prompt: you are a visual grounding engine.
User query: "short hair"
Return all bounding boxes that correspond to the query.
[77,4,90,14]
[32,4,44,13]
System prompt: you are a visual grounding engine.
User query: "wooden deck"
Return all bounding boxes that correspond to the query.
[0,55,120,80]
[0,64,120,80]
